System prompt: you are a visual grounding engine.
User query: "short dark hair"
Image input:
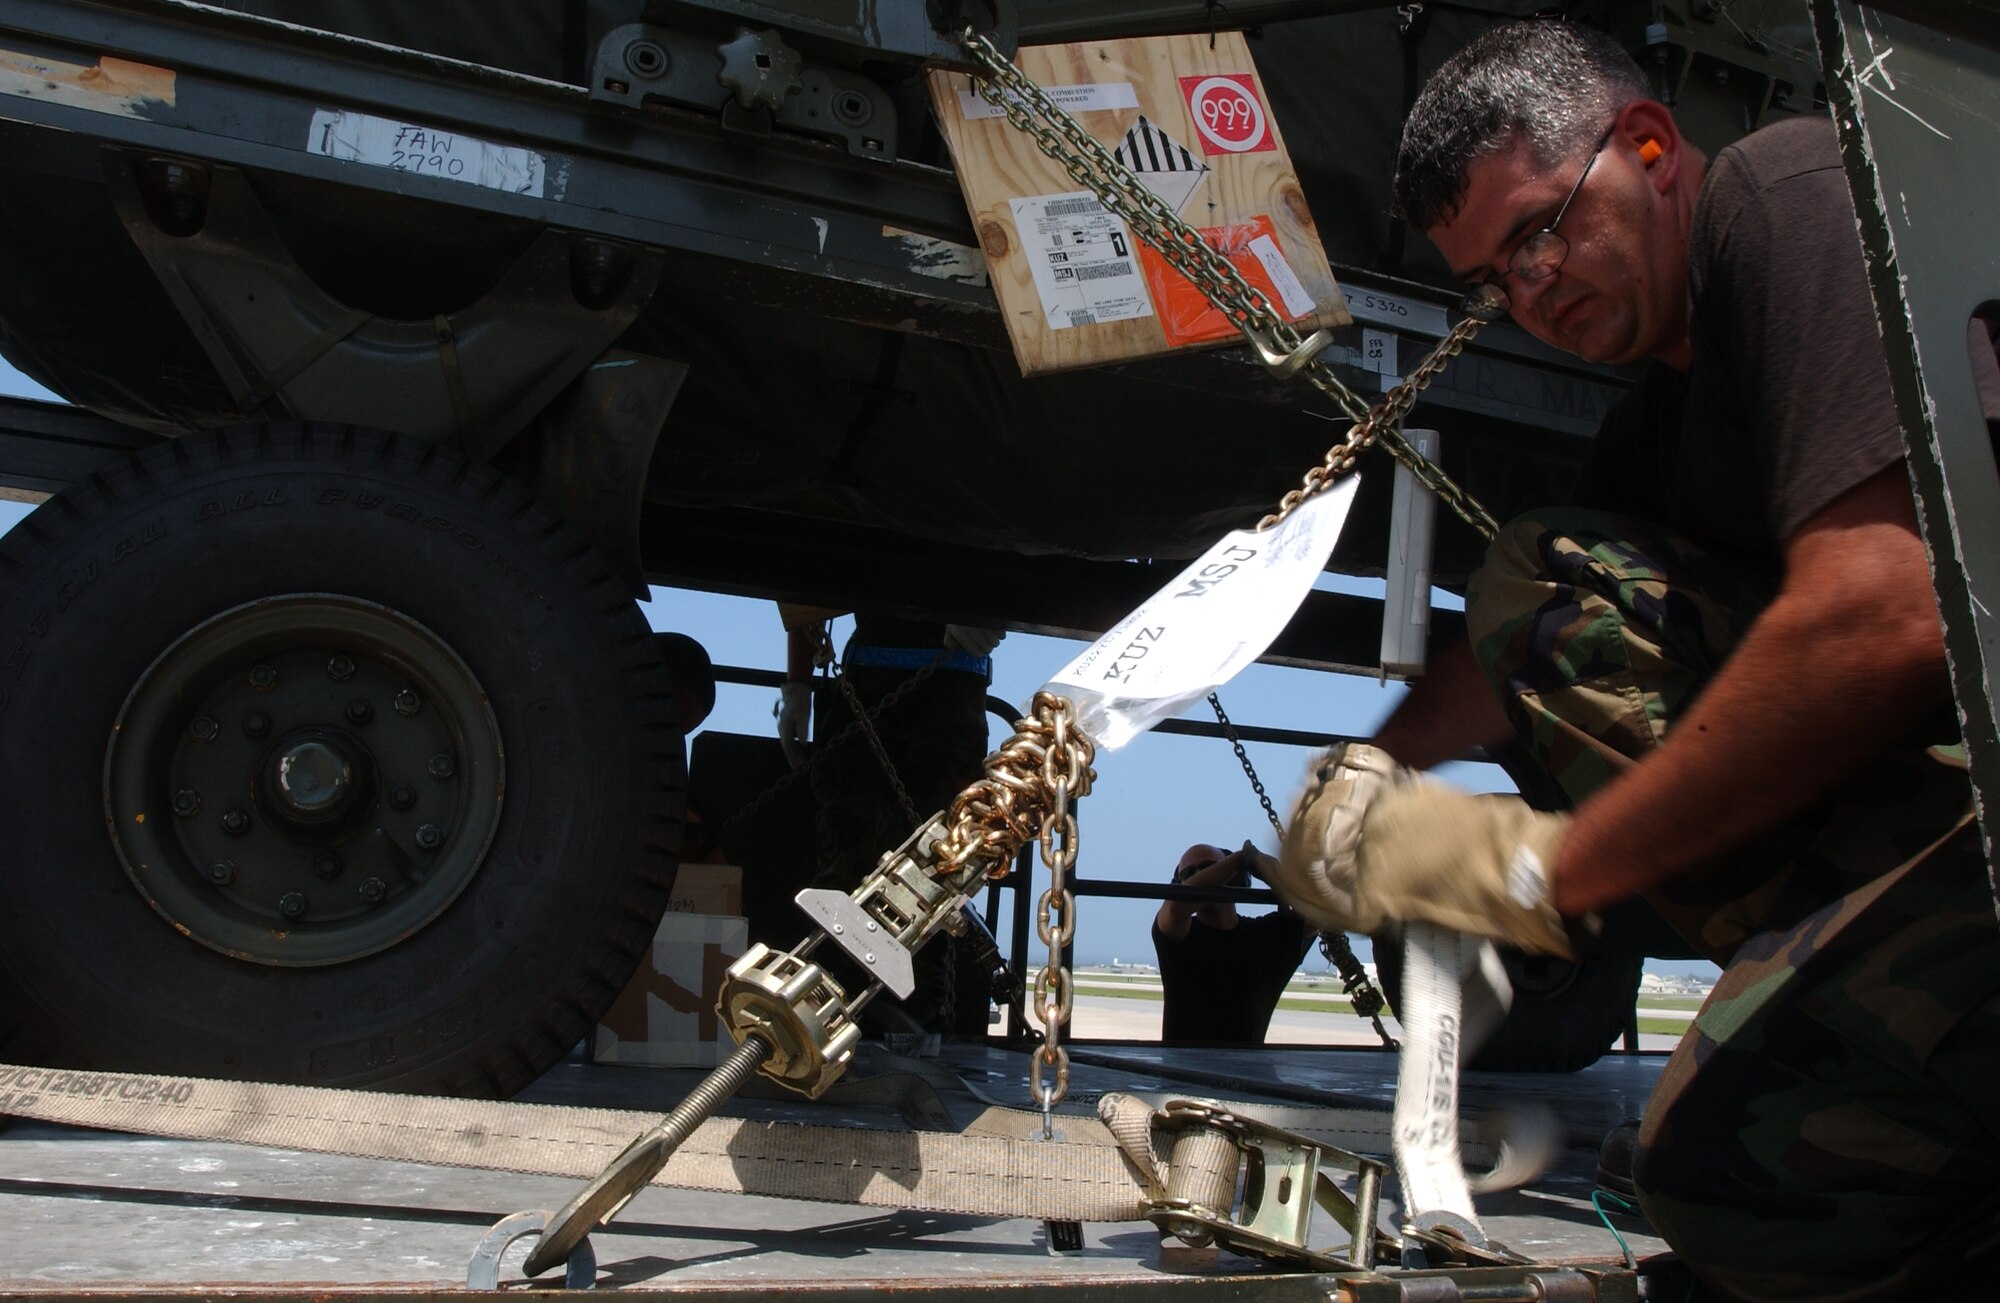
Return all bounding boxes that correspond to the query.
[1393,20,1650,231]
[656,632,716,733]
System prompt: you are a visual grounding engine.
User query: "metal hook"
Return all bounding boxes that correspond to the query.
[468,1210,596,1290]
[1248,328,1335,379]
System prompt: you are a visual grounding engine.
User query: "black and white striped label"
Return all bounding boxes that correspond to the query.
[1112,115,1210,214]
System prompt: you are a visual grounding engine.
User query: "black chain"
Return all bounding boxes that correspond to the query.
[1206,692,1398,1048]
[836,665,925,829]
[1207,692,1285,840]
[1319,931,1398,1047]
[718,648,946,839]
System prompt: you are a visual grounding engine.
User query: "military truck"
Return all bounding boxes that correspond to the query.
[1,0,1986,1094]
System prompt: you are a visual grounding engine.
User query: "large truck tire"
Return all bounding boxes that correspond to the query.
[0,426,684,1097]
[1375,932,1644,1074]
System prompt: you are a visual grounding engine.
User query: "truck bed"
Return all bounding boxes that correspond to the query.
[2,1042,1668,1295]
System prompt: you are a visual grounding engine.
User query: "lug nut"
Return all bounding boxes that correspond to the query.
[189,716,219,743]
[388,784,417,811]
[358,876,389,904]
[393,689,422,716]
[327,655,356,682]
[427,753,456,780]
[415,823,443,851]
[206,859,236,886]
[173,789,203,819]
[278,891,307,919]
[314,852,343,880]
[346,699,374,725]
[221,809,250,835]
[243,710,271,739]
[249,664,277,691]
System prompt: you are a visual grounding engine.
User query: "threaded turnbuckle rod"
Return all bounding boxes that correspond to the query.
[523,1032,774,1277]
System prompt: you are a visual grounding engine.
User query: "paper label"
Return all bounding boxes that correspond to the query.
[1011,192,1153,331]
[960,81,1138,120]
[1137,216,1314,348]
[1341,285,1450,338]
[308,109,546,197]
[1179,74,1274,155]
[1248,233,1315,317]
[1360,328,1397,375]
[1044,477,1359,750]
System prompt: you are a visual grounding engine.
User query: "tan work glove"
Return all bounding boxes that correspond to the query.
[1270,743,1413,934]
[1352,783,1573,957]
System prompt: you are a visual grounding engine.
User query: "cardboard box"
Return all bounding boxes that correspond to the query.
[666,862,742,916]
[594,865,750,1068]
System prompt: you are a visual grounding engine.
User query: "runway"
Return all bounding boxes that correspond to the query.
[1062,992,1689,1052]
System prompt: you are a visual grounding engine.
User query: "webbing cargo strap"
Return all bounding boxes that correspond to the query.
[0,1062,1548,1223]
[0,1063,1146,1221]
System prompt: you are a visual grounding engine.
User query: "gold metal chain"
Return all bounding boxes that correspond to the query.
[957,29,1499,542]
[932,692,1093,1117]
[935,692,1096,881]
[1031,739,1079,1131]
[929,36,1507,1114]
[1258,317,1488,533]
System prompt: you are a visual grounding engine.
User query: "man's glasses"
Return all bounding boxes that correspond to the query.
[1461,125,1616,320]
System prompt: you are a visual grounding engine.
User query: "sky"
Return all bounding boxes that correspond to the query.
[0,361,1717,980]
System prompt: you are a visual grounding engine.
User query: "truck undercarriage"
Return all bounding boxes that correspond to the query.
[0,0,1990,1116]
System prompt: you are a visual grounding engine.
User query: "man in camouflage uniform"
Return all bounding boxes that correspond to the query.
[1272,21,2000,1301]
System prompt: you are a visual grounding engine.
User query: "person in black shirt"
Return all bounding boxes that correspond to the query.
[1152,843,1313,1046]
[1271,21,1999,1299]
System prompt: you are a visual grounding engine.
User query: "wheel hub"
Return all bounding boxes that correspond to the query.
[264,731,375,833]
[104,594,505,967]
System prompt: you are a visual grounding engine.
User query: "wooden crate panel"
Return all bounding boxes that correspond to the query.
[928,32,1348,376]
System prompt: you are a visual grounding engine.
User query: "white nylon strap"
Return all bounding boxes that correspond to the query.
[1392,924,1514,1233]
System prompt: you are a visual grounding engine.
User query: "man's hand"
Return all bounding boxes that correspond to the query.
[1353,784,1573,955]
[775,681,811,768]
[1155,841,1262,939]
[944,624,1005,657]
[1271,743,1410,934]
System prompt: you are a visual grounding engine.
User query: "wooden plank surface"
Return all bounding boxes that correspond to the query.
[928,31,1348,376]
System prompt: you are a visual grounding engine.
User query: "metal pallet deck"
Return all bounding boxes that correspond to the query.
[1,1043,1667,1297]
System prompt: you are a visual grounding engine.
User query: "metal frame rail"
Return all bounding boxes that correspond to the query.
[1812,2,2000,917]
[0,0,1629,438]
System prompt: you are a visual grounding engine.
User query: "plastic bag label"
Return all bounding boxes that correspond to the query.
[1137,216,1315,348]
[1043,477,1358,749]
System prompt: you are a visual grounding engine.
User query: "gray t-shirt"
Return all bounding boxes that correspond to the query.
[1578,115,1906,572]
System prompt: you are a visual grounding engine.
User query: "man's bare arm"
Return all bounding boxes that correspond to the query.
[1372,638,1517,771]
[1548,466,1950,915]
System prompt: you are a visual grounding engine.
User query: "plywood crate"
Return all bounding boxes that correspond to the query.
[928,31,1348,376]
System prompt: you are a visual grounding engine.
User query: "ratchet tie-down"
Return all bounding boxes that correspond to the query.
[507,17,1548,1287]
[0,20,1621,1300]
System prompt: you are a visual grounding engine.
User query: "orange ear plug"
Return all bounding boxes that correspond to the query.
[1638,139,1665,165]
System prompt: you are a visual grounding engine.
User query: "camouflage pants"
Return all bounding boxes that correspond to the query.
[1465,510,2000,1302]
